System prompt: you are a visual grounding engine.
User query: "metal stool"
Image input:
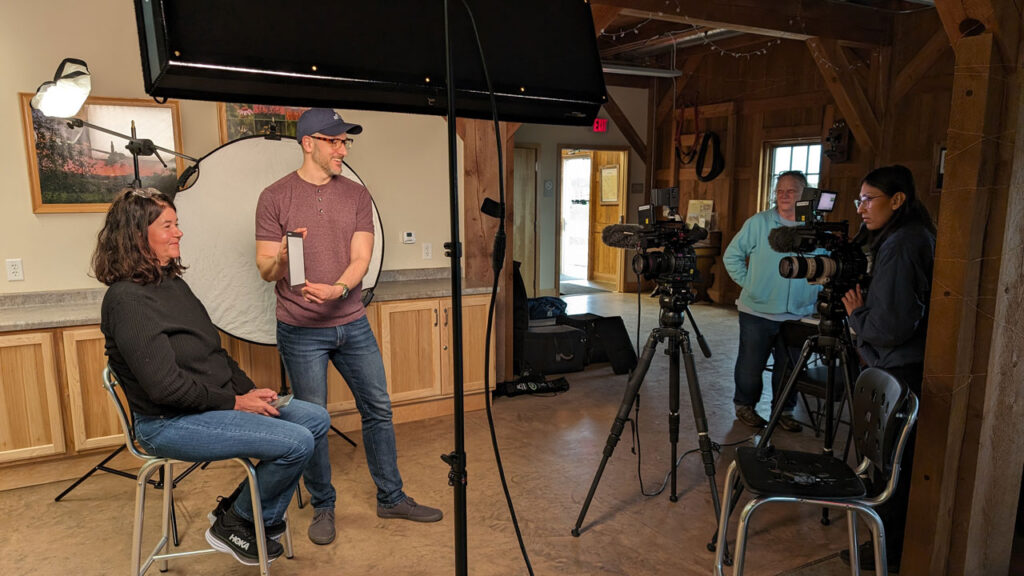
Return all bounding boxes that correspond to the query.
[103,366,293,575]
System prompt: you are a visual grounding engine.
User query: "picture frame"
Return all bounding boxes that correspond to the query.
[20,94,183,214]
[600,164,619,205]
[218,103,309,144]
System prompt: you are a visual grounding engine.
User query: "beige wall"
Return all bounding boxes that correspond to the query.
[0,0,457,295]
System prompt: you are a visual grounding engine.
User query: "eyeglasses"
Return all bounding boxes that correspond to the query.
[308,135,354,150]
[854,194,885,209]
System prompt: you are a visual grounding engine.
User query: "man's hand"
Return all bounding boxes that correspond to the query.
[234,388,280,416]
[842,284,865,316]
[256,227,306,282]
[301,281,344,304]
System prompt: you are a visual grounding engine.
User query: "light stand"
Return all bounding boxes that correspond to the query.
[437,3,468,574]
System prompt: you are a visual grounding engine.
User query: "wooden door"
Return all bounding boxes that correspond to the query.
[62,326,121,451]
[513,147,538,296]
[0,332,65,463]
[589,150,628,288]
[379,299,443,402]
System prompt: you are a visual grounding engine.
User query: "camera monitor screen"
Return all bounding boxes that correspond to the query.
[816,191,837,212]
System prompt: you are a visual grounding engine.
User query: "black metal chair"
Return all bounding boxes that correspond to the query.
[102,366,292,575]
[714,367,919,576]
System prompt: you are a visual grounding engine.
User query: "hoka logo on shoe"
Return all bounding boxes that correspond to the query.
[229,534,250,551]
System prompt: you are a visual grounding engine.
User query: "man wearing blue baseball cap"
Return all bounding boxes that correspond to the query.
[252,108,443,546]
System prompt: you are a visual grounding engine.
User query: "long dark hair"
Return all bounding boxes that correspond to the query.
[93,187,185,285]
[858,165,936,252]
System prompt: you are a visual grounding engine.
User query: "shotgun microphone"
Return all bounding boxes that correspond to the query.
[601,224,644,248]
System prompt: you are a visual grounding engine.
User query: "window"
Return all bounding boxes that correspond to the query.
[764,143,822,210]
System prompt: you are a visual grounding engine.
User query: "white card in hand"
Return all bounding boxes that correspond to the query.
[286,232,305,287]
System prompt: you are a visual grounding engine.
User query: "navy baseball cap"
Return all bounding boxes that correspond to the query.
[296,108,363,143]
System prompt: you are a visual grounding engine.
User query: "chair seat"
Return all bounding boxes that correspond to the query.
[734,446,865,499]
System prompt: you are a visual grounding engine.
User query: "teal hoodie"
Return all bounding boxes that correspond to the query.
[723,209,821,317]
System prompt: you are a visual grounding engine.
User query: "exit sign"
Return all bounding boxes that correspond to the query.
[592,118,608,132]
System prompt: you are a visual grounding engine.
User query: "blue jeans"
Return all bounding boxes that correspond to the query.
[133,399,330,526]
[733,311,797,411]
[277,316,406,507]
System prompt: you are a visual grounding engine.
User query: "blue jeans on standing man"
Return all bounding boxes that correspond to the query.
[133,399,331,526]
[276,315,406,508]
[733,311,798,412]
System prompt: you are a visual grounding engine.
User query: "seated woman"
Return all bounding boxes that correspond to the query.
[840,165,936,572]
[94,187,331,566]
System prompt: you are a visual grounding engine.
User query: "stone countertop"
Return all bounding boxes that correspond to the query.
[0,278,493,333]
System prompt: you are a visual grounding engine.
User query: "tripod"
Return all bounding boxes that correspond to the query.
[758,294,859,460]
[572,285,723,549]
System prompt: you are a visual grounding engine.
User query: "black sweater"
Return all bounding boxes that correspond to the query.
[101,277,255,417]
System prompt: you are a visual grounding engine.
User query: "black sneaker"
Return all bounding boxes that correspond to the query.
[208,488,287,540]
[205,508,284,566]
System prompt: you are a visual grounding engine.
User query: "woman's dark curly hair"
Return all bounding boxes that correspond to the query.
[93,187,185,285]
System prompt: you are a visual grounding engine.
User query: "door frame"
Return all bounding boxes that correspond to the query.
[555,144,630,296]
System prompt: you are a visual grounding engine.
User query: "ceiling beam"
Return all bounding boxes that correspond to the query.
[591,5,622,36]
[806,37,880,154]
[604,92,648,161]
[891,29,951,103]
[933,0,1020,66]
[591,0,892,46]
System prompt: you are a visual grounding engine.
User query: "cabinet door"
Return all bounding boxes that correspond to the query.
[379,299,442,402]
[443,294,496,395]
[325,303,380,413]
[62,327,122,451]
[0,332,65,463]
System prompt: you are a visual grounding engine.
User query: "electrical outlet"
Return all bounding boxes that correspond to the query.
[422,243,432,259]
[6,258,24,281]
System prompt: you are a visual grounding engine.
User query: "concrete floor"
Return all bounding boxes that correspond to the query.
[1,293,877,576]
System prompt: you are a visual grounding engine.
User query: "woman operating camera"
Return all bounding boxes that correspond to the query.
[841,164,935,571]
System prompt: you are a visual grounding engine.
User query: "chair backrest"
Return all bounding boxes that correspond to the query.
[850,367,919,481]
[102,365,152,460]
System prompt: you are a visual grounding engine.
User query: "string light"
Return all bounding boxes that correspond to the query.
[703,34,782,60]
[599,0,682,40]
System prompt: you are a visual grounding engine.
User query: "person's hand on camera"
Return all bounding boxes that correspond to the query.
[235,388,280,417]
[842,284,865,316]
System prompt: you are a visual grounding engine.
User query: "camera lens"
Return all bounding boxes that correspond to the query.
[778,255,837,283]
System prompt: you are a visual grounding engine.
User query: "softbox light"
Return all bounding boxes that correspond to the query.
[133,0,606,126]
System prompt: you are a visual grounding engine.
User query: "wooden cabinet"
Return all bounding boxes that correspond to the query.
[379,294,495,402]
[61,327,121,451]
[0,332,64,463]
[442,295,495,395]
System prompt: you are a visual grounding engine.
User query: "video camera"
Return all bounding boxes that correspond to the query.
[602,187,708,285]
[767,187,869,318]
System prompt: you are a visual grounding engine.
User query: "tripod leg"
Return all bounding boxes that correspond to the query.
[330,425,358,447]
[54,445,127,501]
[668,333,681,502]
[758,337,816,451]
[572,330,660,537]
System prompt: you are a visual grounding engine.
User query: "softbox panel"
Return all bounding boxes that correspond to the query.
[133,0,606,126]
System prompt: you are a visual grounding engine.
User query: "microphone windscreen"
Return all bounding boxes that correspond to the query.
[688,223,709,242]
[767,226,806,253]
[601,223,643,248]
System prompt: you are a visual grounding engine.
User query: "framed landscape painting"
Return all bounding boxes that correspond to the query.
[218,103,309,144]
[20,94,183,213]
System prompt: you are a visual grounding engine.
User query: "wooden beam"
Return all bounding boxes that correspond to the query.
[933,0,1020,63]
[604,92,648,161]
[806,37,881,154]
[892,30,951,103]
[902,32,1009,576]
[592,0,892,46]
[591,5,621,37]
[655,55,704,122]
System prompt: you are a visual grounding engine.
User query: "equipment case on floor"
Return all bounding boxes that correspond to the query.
[522,324,587,374]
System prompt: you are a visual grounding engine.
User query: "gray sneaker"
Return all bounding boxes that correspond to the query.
[377,497,443,522]
[308,508,335,545]
[735,404,768,428]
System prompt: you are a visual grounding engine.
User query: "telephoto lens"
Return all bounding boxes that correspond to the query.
[778,255,838,283]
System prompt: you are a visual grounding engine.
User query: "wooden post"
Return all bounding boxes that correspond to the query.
[902,29,1022,575]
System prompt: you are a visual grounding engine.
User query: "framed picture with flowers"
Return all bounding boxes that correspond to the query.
[218,103,310,144]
